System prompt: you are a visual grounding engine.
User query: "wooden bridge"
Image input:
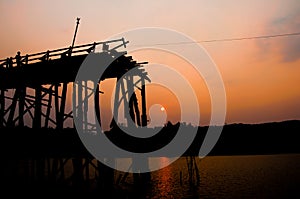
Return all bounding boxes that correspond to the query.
[0,38,149,129]
[0,38,154,192]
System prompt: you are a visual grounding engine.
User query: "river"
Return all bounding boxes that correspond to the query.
[112,154,300,198]
[5,154,300,198]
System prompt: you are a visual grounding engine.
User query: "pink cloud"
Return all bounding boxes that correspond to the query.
[257,3,300,62]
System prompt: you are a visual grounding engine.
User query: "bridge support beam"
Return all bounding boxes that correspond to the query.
[33,86,42,128]
[44,86,53,128]
[58,83,68,129]
[7,88,20,127]
[141,78,147,127]
[0,89,5,127]
[95,82,101,131]
[18,87,26,127]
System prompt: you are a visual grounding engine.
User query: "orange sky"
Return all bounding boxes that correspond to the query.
[1,0,300,127]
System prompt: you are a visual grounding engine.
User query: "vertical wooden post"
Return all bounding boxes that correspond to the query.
[33,86,42,128]
[57,82,68,129]
[18,87,26,127]
[94,82,101,130]
[132,93,141,126]
[111,78,120,128]
[77,81,83,131]
[120,79,129,126]
[54,84,60,129]
[83,81,88,131]
[127,75,136,127]
[44,86,53,128]
[7,88,19,127]
[72,82,77,128]
[0,89,5,127]
[141,78,147,126]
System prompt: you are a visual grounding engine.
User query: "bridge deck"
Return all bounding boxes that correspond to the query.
[0,53,143,89]
[0,39,147,89]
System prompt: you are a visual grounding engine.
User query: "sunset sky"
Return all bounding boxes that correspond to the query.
[1,0,300,127]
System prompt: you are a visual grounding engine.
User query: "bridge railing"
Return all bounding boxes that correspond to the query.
[0,38,128,68]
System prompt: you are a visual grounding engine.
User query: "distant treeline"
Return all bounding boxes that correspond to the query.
[106,120,300,156]
[194,120,300,156]
[1,120,299,158]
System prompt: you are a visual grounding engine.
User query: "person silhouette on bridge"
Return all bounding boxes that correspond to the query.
[7,57,14,68]
[15,51,22,67]
[7,57,13,68]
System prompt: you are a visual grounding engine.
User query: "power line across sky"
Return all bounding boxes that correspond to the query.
[131,32,300,47]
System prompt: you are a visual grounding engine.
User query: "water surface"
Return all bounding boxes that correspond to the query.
[117,154,300,198]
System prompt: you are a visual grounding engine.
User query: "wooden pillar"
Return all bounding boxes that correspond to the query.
[7,88,19,127]
[127,75,136,127]
[44,86,53,128]
[72,82,77,128]
[18,87,26,127]
[54,83,68,129]
[83,81,88,131]
[33,86,42,128]
[58,82,68,129]
[120,79,129,126]
[132,93,141,126]
[77,81,83,131]
[0,89,5,127]
[95,82,101,130]
[54,84,60,129]
[111,78,121,128]
[141,78,147,126]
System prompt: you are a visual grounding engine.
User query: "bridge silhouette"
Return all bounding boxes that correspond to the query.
[0,38,149,129]
[0,38,161,192]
